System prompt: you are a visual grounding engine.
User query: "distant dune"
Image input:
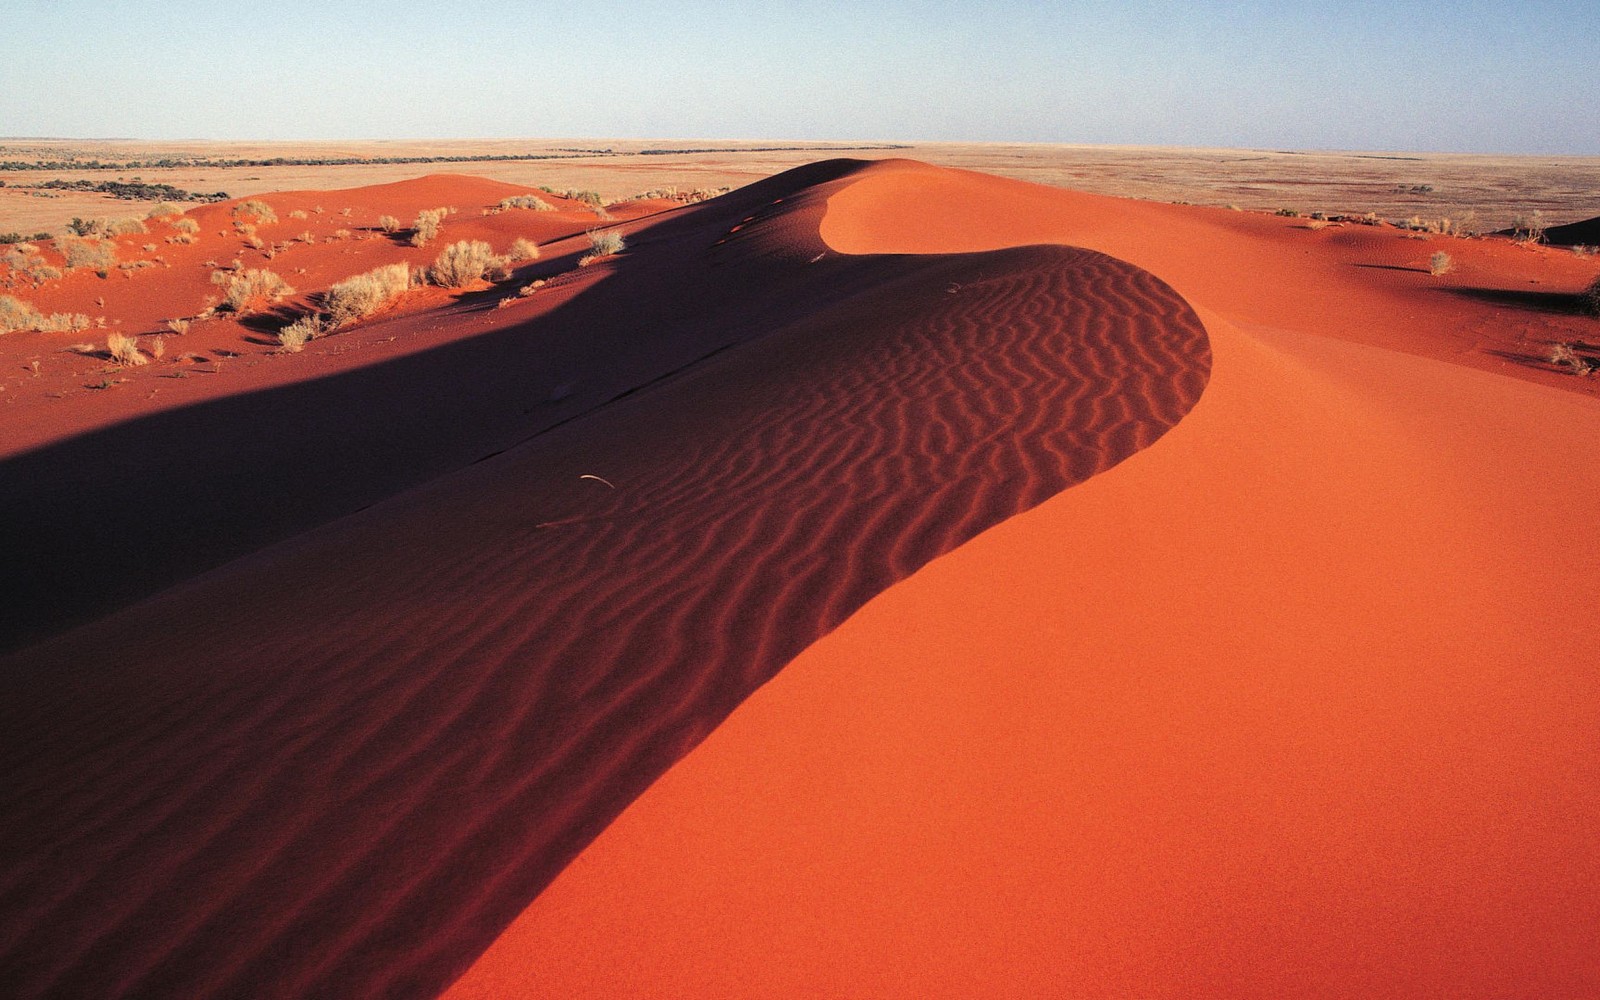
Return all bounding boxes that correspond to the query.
[2,158,1597,998]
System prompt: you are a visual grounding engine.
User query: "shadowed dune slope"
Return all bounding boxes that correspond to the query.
[440,162,1600,998]
[0,161,1208,997]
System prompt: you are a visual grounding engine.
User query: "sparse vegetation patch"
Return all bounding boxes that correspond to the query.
[429,240,506,287]
[324,262,412,326]
[212,268,294,312]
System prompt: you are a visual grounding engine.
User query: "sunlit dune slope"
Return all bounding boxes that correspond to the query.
[441,162,1600,998]
[0,161,1209,997]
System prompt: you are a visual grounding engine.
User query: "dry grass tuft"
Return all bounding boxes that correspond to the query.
[277,314,325,352]
[171,217,201,235]
[429,240,506,287]
[578,228,625,266]
[56,235,119,271]
[1429,251,1454,276]
[233,199,278,225]
[410,207,453,247]
[506,237,540,262]
[212,268,294,313]
[289,209,309,220]
[107,332,147,366]
[166,317,191,335]
[378,214,401,233]
[325,262,412,326]
[1510,211,1547,245]
[496,194,556,213]
[1548,341,1595,376]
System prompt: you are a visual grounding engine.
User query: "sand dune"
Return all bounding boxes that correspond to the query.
[442,163,1600,997]
[2,158,1597,998]
[1,161,1205,997]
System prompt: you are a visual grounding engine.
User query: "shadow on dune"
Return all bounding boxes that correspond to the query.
[1443,286,1593,315]
[0,161,867,653]
[0,159,1210,999]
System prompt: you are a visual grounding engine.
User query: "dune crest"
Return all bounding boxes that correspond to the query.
[440,161,1600,998]
[0,161,1209,998]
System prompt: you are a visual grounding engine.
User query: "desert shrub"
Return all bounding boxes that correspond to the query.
[166,317,191,335]
[236,222,257,238]
[588,229,625,256]
[5,244,63,282]
[171,217,200,235]
[146,202,185,219]
[298,230,316,244]
[1583,275,1600,318]
[4,297,91,334]
[277,313,325,352]
[1548,342,1594,376]
[232,199,278,225]
[57,235,118,271]
[1429,251,1454,276]
[410,207,451,247]
[506,237,540,262]
[378,214,400,233]
[213,268,294,312]
[69,216,147,237]
[332,228,351,240]
[429,240,505,287]
[581,228,626,266]
[1274,208,1300,218]
[497,194,555,213]
[289,209,309,220]
[107,332,147,365]
[324,262,412,326]
[1,294,40,332]
[149,336,166,360]
[2,231,51,244]
[1510,211,1546,244]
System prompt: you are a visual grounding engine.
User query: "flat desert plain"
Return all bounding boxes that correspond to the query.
[1,145,1598,998]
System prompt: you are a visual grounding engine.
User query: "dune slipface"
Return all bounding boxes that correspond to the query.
[0,162,1208,998]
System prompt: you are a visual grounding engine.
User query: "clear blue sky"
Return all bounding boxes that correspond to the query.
[5,0,1596,153]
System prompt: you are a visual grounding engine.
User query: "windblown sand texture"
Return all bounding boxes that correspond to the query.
[2,158,1598,999]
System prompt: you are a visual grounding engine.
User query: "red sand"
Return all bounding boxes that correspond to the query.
[2,159,1598,998]
[441,163,1600,998]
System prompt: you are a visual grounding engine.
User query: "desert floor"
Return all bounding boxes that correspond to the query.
[4,137,1598,235]
[2,151,1597,998]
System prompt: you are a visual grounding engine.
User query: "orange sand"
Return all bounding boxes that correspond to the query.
[2,160,1597,999]
[442,164,1600,997]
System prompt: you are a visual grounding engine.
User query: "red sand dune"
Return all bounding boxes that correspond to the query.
[0,161,1205,997]
[443,162,1600,998]
[2,158,1598,999]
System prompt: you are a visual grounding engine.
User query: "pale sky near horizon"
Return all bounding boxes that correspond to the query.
[5,0,1597,154]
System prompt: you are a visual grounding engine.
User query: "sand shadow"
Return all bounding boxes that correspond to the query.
[1445,287,1591,315]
